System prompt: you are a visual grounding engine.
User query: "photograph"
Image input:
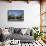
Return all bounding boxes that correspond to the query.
[8,10,24,21]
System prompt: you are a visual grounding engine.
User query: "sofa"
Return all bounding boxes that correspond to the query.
[7,27,34,43]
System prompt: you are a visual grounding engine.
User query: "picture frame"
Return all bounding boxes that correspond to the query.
[8,10,24,21]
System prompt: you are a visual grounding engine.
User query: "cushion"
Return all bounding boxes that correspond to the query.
[3,29,10,36]
[14,28,21,33]
[21,28,27,35]
[21,28,32,36]
[24,28,30,35]
[8,27,14,34]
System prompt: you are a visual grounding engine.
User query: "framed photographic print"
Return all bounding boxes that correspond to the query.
[8,10,24,21]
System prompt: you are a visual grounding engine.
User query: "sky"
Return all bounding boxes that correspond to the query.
[8,10,24,16]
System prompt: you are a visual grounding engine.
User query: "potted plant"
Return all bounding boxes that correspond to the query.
[32,27,38,40]
[32,27,43,40]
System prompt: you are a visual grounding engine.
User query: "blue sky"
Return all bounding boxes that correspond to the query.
[8,10,24,16]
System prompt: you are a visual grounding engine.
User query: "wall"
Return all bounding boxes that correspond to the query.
[0,1,40,28]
